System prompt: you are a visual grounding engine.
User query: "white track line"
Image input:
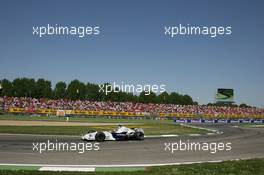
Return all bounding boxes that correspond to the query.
[161,134,179,137]
[145,134,178,138]
[188,134,201,136]
[179,124,218,133]
[39,167,95,172]
[0,133,80,138]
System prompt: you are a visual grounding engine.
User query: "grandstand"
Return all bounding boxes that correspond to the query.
[1,96,264,119]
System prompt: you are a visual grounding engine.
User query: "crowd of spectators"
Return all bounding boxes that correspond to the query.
[1,96,264,117]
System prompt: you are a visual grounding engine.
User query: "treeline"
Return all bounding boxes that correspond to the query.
[0,78,196,105]
[207,102,253,108]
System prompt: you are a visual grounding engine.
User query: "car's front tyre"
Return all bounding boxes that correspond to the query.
[134,131,144,140]
[95,132,106,142]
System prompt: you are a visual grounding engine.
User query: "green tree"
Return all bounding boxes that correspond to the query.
[53,81,66,99]
[139,91,157,103]
[35,79,52,98]
[27,78,36,97]
[240,103,251,108]
[157,91,170,104]
[181,94,194,105]
[67,79,86,100]
[0,79,13,96]
[168,92,181,104]
[12,78,35,97]
[86,83,101,101]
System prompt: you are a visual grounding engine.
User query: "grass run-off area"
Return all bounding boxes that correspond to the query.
[0,114,171,123]
[0,159,263,175]
[0,114,207,136]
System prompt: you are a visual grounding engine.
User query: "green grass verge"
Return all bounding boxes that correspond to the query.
[0,114,171,124]
[0,159,263,175]
[0,123,207,136]
[0,166,40,171]
[148,158,264,175]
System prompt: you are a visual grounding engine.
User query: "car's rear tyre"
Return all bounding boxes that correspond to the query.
[135,131,144,140]
[95,132,106,142]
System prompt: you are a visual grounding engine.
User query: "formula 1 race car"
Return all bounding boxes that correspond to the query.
[81,125,144,142]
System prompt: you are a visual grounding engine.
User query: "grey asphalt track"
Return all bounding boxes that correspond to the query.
[0,124,263,165]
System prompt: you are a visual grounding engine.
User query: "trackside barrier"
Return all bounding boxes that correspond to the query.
[174,119,264,124]
[7,108,146,117]
[7,108,264,119]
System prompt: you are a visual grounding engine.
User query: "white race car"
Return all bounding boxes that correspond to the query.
[81,125,144,142]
